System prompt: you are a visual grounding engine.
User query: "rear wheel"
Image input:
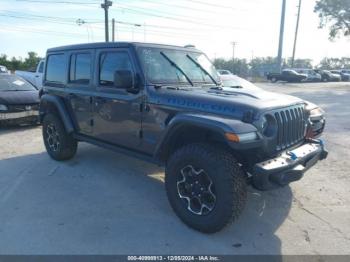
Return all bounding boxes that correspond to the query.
[165,143,247,233]
[271,77,277,83]
[42,113,77,161]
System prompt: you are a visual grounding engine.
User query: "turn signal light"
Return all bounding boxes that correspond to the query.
[225,133,240,142]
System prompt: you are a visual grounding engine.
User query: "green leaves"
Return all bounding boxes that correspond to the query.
[314,0,350,39]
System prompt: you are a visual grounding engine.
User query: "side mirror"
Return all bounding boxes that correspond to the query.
[113,70,134,90]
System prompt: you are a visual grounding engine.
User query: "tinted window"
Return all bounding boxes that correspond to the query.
[69,53,91,84]
[99,52,132,86]
[46,54,66,83]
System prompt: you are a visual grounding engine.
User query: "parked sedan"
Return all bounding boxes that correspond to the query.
[0,74,39,126]
[314,69,341,82]
[330,70,350,81]
[267,69,307,82]
[294,69,322,82]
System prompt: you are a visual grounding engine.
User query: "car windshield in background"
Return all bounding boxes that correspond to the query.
[0,75,37,91]
[137,47,220,86]
[0,67,7,73]
[221,76,260,90]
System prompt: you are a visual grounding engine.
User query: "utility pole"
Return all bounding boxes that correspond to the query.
[291,0,302,68]
[231,41,237,74]
[112,18,115,42]
[101,0,112,42]
[276,0,286,72]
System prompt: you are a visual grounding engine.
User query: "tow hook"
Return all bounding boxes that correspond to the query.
[306,138,328,160]
[286,151,298,161]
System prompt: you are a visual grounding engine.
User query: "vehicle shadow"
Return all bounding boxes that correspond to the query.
[0,143,292,255]
[0,124,39,135]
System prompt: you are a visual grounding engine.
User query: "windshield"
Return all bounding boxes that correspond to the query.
[137,47,220,86]
[0,75,37,91]
[0,66,7,73]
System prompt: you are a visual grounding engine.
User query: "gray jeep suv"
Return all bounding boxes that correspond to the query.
[39,42,327,233]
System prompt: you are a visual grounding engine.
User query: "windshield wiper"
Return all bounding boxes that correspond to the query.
[186,54,219,86]
[160,52,193,86]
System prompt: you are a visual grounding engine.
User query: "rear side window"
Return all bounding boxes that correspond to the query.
[69,53,91,84]
[99,52,132,86]
[46,54,66,84]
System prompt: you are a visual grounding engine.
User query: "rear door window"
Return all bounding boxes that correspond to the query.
[46,54,66,84]
[69,53,91,84]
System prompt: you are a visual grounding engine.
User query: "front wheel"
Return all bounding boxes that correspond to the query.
[42,113,78,161]
[165,143,247,233]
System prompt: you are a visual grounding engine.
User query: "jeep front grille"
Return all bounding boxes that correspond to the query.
[274,105,306,151]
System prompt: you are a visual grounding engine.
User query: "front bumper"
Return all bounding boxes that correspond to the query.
[0,111,39,125]
[0,110,39,120]
[252,139,328,190]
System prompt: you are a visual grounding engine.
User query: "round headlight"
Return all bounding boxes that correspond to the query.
[261,116,268,132]
[261,114,277,137]
[0,104,8,111]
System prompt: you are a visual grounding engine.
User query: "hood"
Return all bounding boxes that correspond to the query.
[0,90,39,105]
[148,85,304,120]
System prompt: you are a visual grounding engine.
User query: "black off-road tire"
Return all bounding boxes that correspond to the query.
[42,113,77,161]
[165,143,247,233]
[271,77,277,83]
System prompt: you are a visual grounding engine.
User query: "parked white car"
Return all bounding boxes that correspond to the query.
[0,65,10,75]
[293,68,322,82]
[217,69,233,76]
[15,60,45,89]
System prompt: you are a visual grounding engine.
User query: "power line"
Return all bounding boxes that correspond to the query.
[126,0,243,16]
[184,0,244,11]
[15,0,100,5]
[113,5,248,31]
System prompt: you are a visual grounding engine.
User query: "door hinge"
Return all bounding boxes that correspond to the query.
[139,103,150,112]
[90,119,94,126]
[139,130,143,138]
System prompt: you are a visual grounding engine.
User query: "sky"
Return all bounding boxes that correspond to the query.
[0,0,349,64]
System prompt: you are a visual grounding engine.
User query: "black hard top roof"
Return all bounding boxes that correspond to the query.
[47,42,200,53]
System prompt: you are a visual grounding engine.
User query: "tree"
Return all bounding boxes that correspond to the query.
[0,52,42,72]
[23,52,41,71]
[314,0,350,39]
[249,57,278,77]
[284,58,313,69]
[318,57,350,69]
[213,58,249,77]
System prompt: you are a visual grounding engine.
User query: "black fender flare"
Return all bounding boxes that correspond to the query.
[39,94,75,133]
[153,113,258,161]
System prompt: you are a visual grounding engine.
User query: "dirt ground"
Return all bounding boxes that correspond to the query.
[0,82,349,255]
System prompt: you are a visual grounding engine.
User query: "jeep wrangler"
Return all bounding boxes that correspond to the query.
[39,42,327,233]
